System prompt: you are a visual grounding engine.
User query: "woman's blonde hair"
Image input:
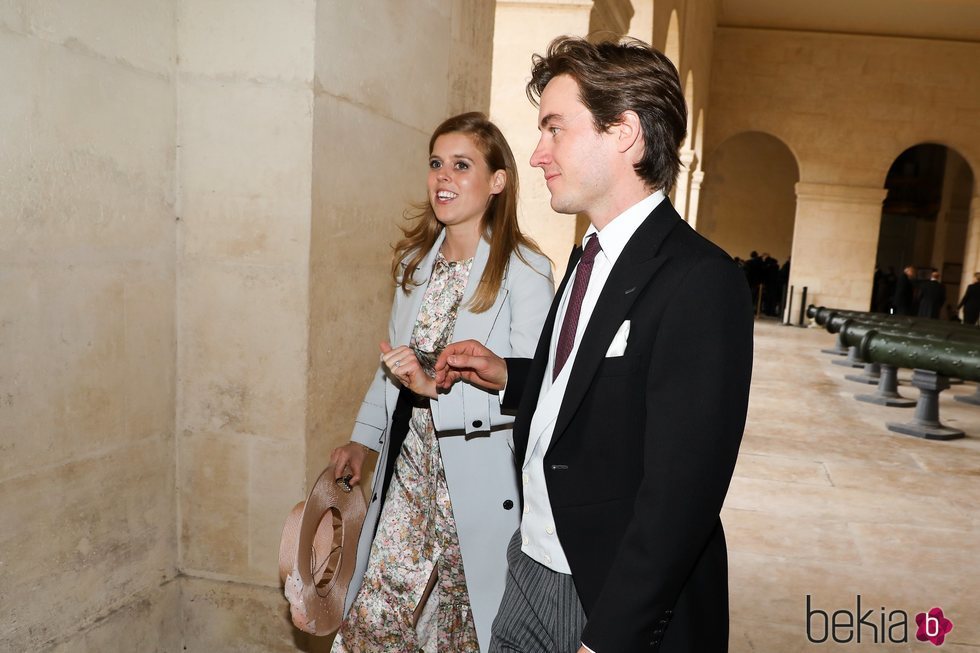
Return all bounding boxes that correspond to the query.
[391,112,548,313]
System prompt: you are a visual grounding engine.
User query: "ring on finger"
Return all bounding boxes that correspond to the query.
[393,359,402,368]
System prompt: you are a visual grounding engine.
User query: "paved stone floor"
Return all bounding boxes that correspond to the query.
[726,320,980,652]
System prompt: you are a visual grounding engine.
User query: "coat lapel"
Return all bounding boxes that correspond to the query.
[394,230,446,346]
[548,202,682,450]
[451,236,504,344]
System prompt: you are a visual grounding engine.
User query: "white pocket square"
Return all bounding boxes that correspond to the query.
[605,320,630,357]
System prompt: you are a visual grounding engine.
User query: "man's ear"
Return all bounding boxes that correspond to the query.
[490,169,507,195]
[614,110,643,156]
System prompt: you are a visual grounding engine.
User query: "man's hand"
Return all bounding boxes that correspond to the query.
[329,441,369,484]
[434,339,507,392]
[380,341,437,399]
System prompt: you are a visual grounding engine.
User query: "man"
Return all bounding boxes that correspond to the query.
[435,37,753,652]
[893,265,917,316]
[916,269,946,319]
[958,272,980,325]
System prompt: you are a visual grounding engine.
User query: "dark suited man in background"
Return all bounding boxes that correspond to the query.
[959,272,980,325]
[893,265,917,315]
[917,269,946,319]
[436,36,753,653]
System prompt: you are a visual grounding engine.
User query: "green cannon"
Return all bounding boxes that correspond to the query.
[839,325,980,440]
[807,305,980,357]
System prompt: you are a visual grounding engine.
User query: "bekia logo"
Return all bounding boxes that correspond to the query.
[806,595,955,646]
[915,608,954,646]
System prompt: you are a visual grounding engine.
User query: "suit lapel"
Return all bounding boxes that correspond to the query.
[548,202,682,450]
[515,245,581,462]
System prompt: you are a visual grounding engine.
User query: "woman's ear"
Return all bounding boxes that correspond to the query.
[490,169,507,195]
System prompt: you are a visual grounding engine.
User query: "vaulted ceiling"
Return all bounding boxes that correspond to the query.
[717,0,980,43]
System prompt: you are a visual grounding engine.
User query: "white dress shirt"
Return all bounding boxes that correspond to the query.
[519,190,666,578]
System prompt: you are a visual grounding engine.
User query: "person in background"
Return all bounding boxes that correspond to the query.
[917,269,946,319]
[958,272,980,325]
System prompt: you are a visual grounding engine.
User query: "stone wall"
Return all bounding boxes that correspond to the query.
[705,27,980,310]
[0,1,178,649]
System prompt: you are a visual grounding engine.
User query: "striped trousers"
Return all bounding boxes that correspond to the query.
[489,530,587,653]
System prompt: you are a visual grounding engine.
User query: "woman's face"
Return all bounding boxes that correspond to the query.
[428,131,505,230]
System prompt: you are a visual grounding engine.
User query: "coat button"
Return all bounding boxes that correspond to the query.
[472,419,483,428]
[502,500,514,510]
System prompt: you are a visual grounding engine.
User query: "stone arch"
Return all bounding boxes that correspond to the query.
[693,107,705,161]
[875,142,977,317]
[683,69,695,145]
[697,130,799,281]
[627,0,654,44]
[664,9,680,68]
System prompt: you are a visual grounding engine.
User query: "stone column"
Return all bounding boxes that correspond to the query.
[687,166,705,229]
[177,2,496,649]
[788,183,888,312]
[674,148,696,221]
[961,197,980,295]
[490,0,594,282]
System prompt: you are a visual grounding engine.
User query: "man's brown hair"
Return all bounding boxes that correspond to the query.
[527,36,687,193]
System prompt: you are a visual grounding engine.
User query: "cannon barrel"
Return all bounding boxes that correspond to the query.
[808,305,980,334]
[838,327,980,382]
[826,315,980,344]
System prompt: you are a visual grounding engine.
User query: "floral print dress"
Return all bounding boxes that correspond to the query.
[332,253,480,653]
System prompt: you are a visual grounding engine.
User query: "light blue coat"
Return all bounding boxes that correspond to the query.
[345,230,553,650]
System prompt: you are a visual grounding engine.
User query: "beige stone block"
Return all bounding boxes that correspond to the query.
[46,580,181,653]
[34,41,176,199]
[315,0,450,132]
[0,434,175,649]
[0,267,131,479]
[178,0,314,82]
[178,431,249,575]
[1,41,175,262]
[178,260,307,439]
[29,0,175,77]
[307,94,424,468]
[0,1,28,33]
[177,79,313,225]
[248,438,305,585]
[122,265,177,440]
[180,190,311,266]
[180,576,332,653]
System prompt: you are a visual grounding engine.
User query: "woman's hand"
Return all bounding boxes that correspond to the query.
[380,341,437,399]
[329,441,369,485]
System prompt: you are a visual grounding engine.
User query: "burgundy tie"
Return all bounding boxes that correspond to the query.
[554,234,601,380]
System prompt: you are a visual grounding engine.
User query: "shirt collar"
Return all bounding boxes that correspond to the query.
[583,190,666,267]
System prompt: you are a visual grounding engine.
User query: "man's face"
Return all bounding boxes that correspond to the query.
[529,75,614,217]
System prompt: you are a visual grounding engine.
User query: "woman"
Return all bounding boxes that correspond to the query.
[330,112,553,652]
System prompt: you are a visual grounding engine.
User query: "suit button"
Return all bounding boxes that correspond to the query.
[502,500,514,510]
[665,610,673,616]
[472,419,483,428]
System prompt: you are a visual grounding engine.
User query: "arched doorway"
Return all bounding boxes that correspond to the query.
[875,144,975,318]
[698,131,799,315]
